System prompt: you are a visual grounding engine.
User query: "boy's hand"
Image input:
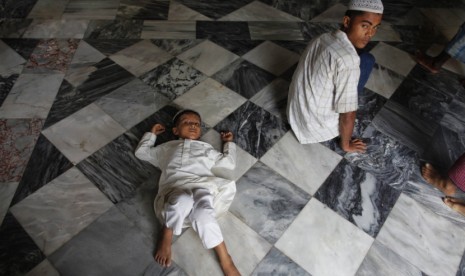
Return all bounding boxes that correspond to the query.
[151,124,166,135]
[220,131,234,142]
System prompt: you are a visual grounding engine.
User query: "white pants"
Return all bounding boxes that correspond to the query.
[163,188,223,249]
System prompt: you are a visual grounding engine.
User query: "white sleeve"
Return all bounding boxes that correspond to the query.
[213,142,236,171]
[134,132,160,167]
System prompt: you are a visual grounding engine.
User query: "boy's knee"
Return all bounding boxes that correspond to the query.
[190,205,216,224]
[360,52,375,66]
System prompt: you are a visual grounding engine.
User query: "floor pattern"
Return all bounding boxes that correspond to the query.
[2,0,465,275]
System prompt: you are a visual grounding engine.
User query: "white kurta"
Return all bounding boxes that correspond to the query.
[287,30,360,144]
[134,132,237,228]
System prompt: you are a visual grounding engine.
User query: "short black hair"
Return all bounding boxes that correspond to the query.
[344,10,367,19]
[172,109,201,126]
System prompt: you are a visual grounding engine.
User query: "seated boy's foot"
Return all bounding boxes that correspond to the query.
[421,163,456,196]
[443,197,465,217]
[154,227,173,267]
[220,259,241,276]
[415,51,440,74]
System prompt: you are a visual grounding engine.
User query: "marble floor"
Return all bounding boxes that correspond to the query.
[2,0,465,275]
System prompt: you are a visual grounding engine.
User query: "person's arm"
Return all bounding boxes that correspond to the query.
[339,111,366,153]
[134,124,165,165]
[214,131,236,171]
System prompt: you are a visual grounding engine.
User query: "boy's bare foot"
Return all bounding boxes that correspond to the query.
[415,51,440,74]
[443,197,465,217]
[421,163,456,196]
[155,226,173,267]
[214,242,241,276]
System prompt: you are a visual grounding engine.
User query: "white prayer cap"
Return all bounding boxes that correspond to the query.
[347,0,383,14]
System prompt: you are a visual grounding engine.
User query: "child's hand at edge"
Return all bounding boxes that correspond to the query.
[220,131,234,142]
[151,124,166,135]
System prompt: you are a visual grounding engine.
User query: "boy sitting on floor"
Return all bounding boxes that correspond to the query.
[135,109,240,276]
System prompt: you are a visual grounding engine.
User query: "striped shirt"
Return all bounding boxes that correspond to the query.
[287,30,360,144]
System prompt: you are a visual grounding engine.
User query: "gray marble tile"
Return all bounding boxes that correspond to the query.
[177,40,239,76]
[96,78,170,130]
[230,161,310,243]
[196,21,250,40]
[141,21,196,39]
[220,1,303,22]
[167,1,211,21]
[25,259,59,276]
[0,19,33,38]
[309,3,346,23]
[27,0,68,19]
[0,73,64,119]
[84,19,143,39]
[376,194,465,276]
[275,198,374,276]
[140,58,207,101]
[0,39,26,75]
[175,0,254,20]
[49,206,153,276]
[151,39,202,56]
[370,42,417,77]
[142,260,188,276]
[109,39,173,77]
[116,0,169,20]
[356,241,422,276]
[365,63,404,99]
[251,247,310,276]
[42,103,126,164]
[173,78,247,127]
[22,20,89,38]
[250,78,289,121]
[249,21,305,41]
[10,167,113,255]
[172,212,272,276]
[0,182,18,224]
[261,132,342,195]
[242,41,300,76]
[63,0,119,20]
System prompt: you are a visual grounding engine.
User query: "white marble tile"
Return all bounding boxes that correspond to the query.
[310,3,346,23]
[141,21,196,39]
[275,198,374,276]
[365,64,404,99]
[168,1,211,21]
[220,1,303,22]
[201,129,258,181]
[177,40,239,76]
[370,42,417,77]
[172,212,272,276]
[22,19,89,39]
[371,24,402,42]
[110,40,173,77]
[0,73,64,119]
[0,182,18,224]
[173,78,247,127]
[356,241,422,276]
[42,103,126,164]
[250,78,289,121]
[242,41,300,76]
[260,132,342,195]
[25,259,60,276]
[96,78,170,130]
[10,167,113,255]
[376,194,465,276]
[27,0,68,19]
[0,40,26,75]
[420,8,464,29]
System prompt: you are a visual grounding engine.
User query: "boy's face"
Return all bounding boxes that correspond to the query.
[343,12,382,49]
[172,113,202,140]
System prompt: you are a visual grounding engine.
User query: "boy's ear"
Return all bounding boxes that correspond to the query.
[172,127,178,135]
[342,16,350,29]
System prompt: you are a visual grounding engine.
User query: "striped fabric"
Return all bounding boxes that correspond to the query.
[449,153,465,192]
[445,22,465,64]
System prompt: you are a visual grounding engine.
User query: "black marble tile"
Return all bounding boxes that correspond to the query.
[196,21,251,40]
[0,74,18,107]
[0,212,45,276]
[176,0,253,20]
[44,59,135,129]
[315,158,402,237]
[371,100,437,154]
[300,22,340,41]
[0,0,37,18]
[2,38,40,60]
[209,39,264,56]
[390,77,453,123]
[259,0,340,21]
[251,247,310,276]
[151,39,202,56]
[84,39,142,56]
[212,59,275,99]
[140,58,207,101]
[389,24,447,55]
[0,19,32,37]
[214,101,289,158]
[272,40,309,55]
[279,63,296,82]
[408,65,465,98]
[355,88,388,138]
[84,20,144,39]
[441,99,465,134]
[231,161,310,243]
[10,134,73,206]
[117,0,169,20]
[380,0,414,24]
[412,0,465,8]
[142,261,188,276]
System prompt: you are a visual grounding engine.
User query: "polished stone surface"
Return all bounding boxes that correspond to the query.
[2,1,465,275]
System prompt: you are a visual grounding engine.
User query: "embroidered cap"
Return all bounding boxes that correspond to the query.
[347,0,383,14]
